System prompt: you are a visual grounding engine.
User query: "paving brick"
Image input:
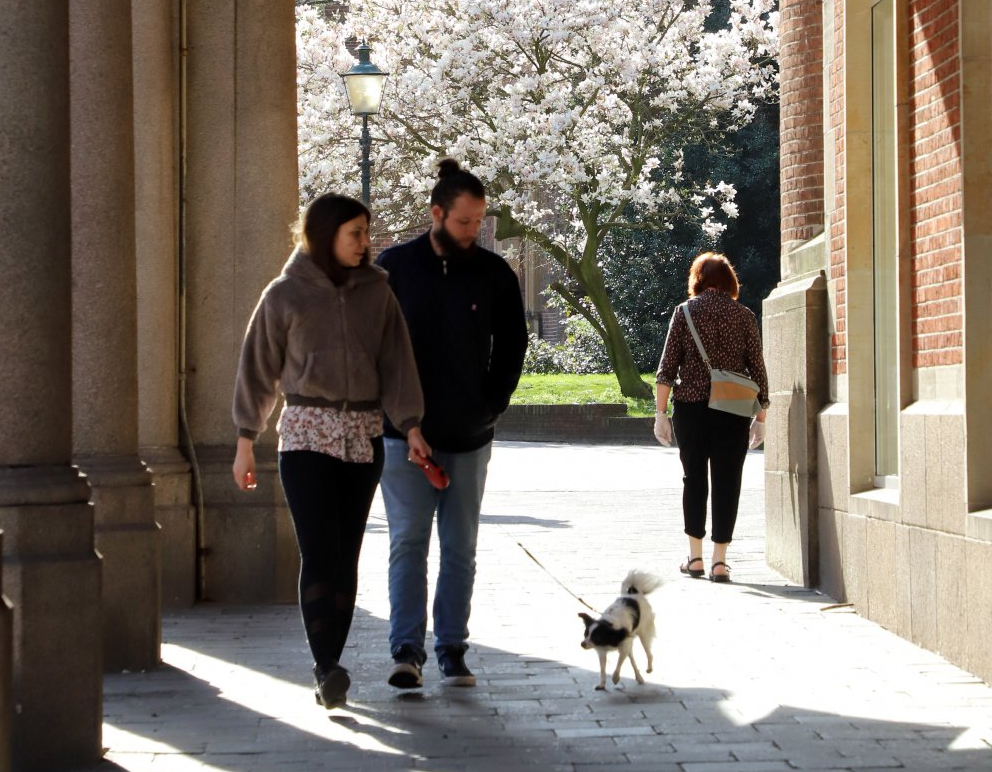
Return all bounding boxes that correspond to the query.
[681,762,793,772]
[69,443,992,772]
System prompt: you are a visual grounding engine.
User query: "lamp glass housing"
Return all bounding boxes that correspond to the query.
[341,43,388,115]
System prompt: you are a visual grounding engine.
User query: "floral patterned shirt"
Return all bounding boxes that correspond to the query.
[276,405,384,464]
[656,290,769,408]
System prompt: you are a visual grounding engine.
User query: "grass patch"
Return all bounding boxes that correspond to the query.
[511,373,656,417]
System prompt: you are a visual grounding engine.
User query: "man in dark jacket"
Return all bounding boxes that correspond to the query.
[376,159,527,689]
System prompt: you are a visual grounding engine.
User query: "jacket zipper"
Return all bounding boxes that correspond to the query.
[339,292,349,410]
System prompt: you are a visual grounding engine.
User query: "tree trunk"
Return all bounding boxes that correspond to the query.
[579,266,653,400]
[495,208,652,400]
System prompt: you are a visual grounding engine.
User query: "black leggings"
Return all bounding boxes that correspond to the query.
[278,440,383,670]
[671,400,750,544]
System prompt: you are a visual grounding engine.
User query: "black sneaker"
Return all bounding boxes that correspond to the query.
[313,663,349,709]
[387,644,424,689]
[437,646,476,687]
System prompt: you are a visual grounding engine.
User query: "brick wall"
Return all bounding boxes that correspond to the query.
[827,0,847,376]
[370,224,425,259]
[820,0,966,376]
[779,0,826,254]
[909,0,963,368]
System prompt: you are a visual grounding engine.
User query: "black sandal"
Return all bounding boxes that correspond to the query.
[679,556,704,578]
[709,561,731,583]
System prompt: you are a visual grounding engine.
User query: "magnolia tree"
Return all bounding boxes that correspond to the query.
[297,0,778,398]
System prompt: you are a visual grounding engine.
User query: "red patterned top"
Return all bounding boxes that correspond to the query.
[655,290,769,408]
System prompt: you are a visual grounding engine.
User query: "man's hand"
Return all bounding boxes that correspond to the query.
[406,426,432,465]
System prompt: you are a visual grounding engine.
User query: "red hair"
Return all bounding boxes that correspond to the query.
[687,252,739,299]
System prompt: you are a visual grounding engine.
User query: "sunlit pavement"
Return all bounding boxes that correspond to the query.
[89,442,992,771]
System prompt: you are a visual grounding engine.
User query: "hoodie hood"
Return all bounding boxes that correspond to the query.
[282,247,387,288]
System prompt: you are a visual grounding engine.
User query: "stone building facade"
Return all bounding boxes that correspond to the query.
[766,0,992,685]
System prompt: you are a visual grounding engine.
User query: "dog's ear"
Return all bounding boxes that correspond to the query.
[578,612,594,624]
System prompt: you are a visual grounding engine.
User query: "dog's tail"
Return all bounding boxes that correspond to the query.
[621,569,664,596]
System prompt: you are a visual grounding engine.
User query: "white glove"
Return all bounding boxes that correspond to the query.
[653,412,673,447]
[748,418,766,450]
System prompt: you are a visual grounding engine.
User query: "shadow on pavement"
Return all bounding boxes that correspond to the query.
[734,581,833,603]
[479,513,571,529]
[79,604,992,772]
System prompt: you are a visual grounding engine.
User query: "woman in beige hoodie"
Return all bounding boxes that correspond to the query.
[232,193,430,709]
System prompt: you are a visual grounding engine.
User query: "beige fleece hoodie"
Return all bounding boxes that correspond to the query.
[232,249,423,440]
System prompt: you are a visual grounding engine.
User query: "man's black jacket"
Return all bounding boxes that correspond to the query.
[376,232,527,452]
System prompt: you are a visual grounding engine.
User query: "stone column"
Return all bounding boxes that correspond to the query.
[763,275,829,587]
[185,0,300,601]
[0,533,10,772]
[763,0,831,588]
[133,0,196,608]
[71,1,160,670]
[0,4,102,767]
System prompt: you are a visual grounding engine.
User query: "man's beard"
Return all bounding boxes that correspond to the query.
[434,219,478,260]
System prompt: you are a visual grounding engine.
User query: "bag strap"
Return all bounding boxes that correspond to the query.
[680,303,711,368]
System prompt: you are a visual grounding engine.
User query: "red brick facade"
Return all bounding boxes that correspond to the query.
[827,0,847,375]
[908,0,962,368]
[779,0,825,253]
[769,0,992,689]
[784,0,965,375]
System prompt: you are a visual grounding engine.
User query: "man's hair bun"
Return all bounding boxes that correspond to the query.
[437,158,461,179]
[430,157,485,210]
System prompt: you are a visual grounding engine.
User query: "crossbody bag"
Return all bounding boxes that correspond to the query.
[680,303,760,418]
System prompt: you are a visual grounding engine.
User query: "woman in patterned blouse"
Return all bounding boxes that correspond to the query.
[654,252,769,583]
[231,194,431,709]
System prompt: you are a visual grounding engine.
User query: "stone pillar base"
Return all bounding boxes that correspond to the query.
[78,456,161,672]
[763,272,828,587]
[197,444,298,603]
[142,447,195,608]
[0,466,102,771]
[0,532,12,772]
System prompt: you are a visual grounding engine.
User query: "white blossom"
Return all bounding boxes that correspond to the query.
[296,0,777,246]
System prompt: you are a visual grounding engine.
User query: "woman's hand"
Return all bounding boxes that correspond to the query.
[653,411,674,447]
[233,436,257,490]
[654,383,673,447]
[748,416,766,450]
[405,426,432,464]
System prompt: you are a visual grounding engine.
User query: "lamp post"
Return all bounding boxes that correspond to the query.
[340,40,388,206]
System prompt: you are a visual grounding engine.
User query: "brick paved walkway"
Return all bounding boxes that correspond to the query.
[86,442,992,771]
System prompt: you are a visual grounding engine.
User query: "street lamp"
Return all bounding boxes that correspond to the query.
[340,40,388,205]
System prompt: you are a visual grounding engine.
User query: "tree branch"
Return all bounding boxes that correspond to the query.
[548,281,606,338]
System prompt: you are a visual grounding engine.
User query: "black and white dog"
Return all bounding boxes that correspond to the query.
[578,570,663,690]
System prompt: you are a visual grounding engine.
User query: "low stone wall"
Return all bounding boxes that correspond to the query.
[495,404,655,445]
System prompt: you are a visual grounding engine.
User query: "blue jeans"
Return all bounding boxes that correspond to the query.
[381,437,491,661]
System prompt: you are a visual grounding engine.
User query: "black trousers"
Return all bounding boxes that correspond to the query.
[671,400,750,544]
[278,439,384,670]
